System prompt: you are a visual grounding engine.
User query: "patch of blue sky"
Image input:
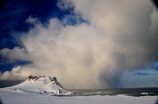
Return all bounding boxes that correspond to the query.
[154,62,158,68]
[119,69,158,88]
[131,70,155,75]
[0,60,32,72]
[61,14,89,26]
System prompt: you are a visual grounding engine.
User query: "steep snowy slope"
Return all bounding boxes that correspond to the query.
[7,75,73,96]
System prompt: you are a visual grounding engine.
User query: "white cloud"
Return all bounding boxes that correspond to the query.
[0,47,30,63]
[0,0,158,89]
[0,65,38,80]
[150,7,158,35]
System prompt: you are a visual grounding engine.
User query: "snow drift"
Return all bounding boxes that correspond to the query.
[7,75,73,96]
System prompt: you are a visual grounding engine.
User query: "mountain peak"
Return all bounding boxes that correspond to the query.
[27,75,56,81]
[26,75,64,89]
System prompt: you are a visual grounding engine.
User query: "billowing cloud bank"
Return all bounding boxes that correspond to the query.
[0,0,158,89]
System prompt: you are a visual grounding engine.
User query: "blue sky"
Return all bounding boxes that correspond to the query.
[119,69,158,88]
[0,0,158,89]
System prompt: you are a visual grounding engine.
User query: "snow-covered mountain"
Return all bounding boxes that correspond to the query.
[7,75,73,96]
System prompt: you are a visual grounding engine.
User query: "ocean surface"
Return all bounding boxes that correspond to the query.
[69,88,158,97]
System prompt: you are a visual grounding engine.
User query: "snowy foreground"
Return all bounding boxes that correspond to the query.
[0,88,157,104]
[0,75,157,104]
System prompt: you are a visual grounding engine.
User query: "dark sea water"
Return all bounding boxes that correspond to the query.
[69,88,158,97]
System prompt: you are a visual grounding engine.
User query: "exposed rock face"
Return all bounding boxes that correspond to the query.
[26,75,64,89]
